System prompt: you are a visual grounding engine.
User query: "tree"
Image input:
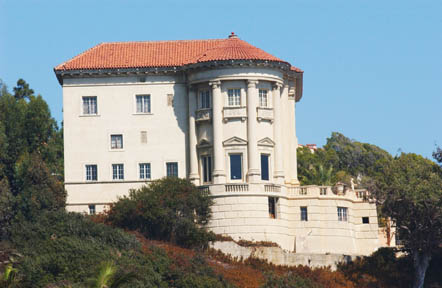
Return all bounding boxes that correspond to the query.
[0,178,14,239]
[107,177,215,249]
[373,153,442,288]
[13,79,34,100]
[433,146,442,166]
[13,153,66,220]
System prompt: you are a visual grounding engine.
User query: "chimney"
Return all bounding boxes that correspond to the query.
[228,32,238,39]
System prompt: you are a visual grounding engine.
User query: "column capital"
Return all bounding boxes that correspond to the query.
[209,80,221,88]
[247,79,259,87]
[272,82,283,90]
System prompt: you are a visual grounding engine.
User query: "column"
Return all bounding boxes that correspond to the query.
[188,85,199,184]
[286,83,299,185]
[246,80,260,182]
[210,80,226,184]
[272,82,284,184]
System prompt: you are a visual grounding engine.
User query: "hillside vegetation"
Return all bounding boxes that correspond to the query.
[0,79,440,288]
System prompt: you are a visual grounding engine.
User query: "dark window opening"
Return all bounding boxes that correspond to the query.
[202,155,212,183]
[166,162,178,177]
[268,197,278,219]
[362,217,369,224]
[261,154,269,181]
[230,154,242,180]
[300,206,308,221]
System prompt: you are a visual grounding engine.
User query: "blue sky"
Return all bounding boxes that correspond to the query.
[1,0,441,159]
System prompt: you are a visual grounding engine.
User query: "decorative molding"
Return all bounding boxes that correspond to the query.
[247,79,259,87]
[223,106,247,122]
[195,108,212,122]
[257,107,274,122]
[258,137,275,147]
[223,136,248,147]
[197,139,212,148]
[209,80,221,88]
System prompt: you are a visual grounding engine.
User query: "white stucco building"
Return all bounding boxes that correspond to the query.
[54,33,384,256]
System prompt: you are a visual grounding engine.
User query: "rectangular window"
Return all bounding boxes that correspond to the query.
[166,162,178,177]
[136,95,151,113]
[300,207,308,221]
[82,96,97,115]
[259,89,268,107]
[112,164,124,180]
[227,88,241,106]
[338,207,348,222]
[88,204,96,215]
[320,187,327,195]
[111,134,123,149]
[202,155,212,183]
[230,154,242,180]
[362,217,370,224]
[199,90,211,109]
[261,154,269,181]
[139,163,151,180]
[85,165,97,181]
[268,197,278,219]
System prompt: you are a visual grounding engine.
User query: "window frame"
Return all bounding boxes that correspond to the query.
[268,197,278,219]
[82,96,98,115]
[139,163,151,180]
[88,204,96,215]
[166,162,178,178]
[260,154,270,181]
[110,134,123,150]
[300,206,308,221]
[112,164,124,180]
[199,89,211,109]
[337,207,348,222]
[229,153,243,181]
[85,164,98,181]
[227,88,241,107]
[135,94,151,114]
[258,89,268,107]
[201,155,212,183]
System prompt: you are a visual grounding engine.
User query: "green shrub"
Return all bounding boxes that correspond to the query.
[107,177,215,249]
[261,272,320,288]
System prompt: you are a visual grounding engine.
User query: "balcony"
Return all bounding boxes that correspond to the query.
[195,108,212,122]
[257,107,274,122]
[223,106,247,122]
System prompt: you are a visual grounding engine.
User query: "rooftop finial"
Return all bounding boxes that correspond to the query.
[228,32,238,39]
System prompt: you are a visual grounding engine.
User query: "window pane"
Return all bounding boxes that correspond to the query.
[136,95,150,113]
[301,207,308,221]
[268,197,277,218]
[202,155,212,183]
[230,154,242,180]
[83,97,97,115]
[166,162,178,177]
[261,154,269,180]
[111,135,123,149]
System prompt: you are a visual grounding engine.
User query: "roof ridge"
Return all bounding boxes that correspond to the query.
[101,39,225,45]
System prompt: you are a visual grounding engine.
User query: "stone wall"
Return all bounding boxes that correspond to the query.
[211,241,358,271]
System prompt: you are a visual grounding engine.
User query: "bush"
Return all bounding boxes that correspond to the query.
[107,177,216,249]
[261,272,320,288]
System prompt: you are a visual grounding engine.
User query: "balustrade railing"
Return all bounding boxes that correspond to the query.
[225,184,249,192]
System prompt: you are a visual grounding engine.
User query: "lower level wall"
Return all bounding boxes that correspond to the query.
[211,241,357,270]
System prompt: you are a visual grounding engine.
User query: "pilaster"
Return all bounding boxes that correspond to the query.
[272,82,284,184]
[246,79,260,182]
[188,85,199,184]
[210,80,226,184]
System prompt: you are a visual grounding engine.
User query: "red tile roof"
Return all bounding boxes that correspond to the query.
[55,35,302,72]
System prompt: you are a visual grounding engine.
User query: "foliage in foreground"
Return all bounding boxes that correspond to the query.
[106,177,216,249]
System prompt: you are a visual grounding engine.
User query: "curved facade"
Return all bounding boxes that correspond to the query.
[55,34,384,255]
